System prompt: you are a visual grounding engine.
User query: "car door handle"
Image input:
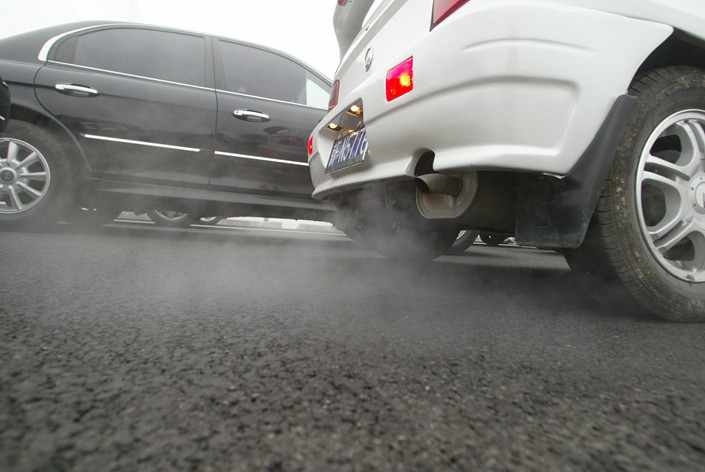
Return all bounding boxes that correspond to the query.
[55,83,100,97]
[232,109,271,122]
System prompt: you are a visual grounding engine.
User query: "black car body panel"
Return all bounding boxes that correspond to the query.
[211,37,330,199]
[0,77,9,132]
[0,22,334,220]
[35,63,218,187]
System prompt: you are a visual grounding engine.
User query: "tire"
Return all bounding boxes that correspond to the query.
[333,206,363,240]
[147,210,199,228]
[565,66,705,321]
[480,233,505,246]
[354,188,458,261]
[66,206,122,227]
[0,121,74,230]
[338,183,460,260]
[197,216,222,226]
[364,216,458,260]
[447,230,479,255]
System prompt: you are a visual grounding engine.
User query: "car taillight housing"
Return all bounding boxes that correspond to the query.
[386,57,414,101]
[338,0,348,5]
[308,135,314,156]
[432,0,471,28]
[328,80,340,112]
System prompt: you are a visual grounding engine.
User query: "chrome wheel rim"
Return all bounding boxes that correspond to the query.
[0,138,51,214]
[636,110,705,282]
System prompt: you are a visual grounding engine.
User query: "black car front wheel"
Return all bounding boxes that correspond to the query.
[0,121,74,230]
[198,216,222,226]
[146,210,199,228]
[565,67,705,321]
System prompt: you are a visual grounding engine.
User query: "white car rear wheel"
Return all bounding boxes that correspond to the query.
[565,67,705,321]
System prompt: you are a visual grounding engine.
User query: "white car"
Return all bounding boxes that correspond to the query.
[309,0,705,321]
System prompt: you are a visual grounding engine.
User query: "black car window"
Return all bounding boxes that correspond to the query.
[217,39,329,108]
[54,28,206,87]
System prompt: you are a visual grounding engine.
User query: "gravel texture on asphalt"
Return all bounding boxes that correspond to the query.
[1,226,705,471]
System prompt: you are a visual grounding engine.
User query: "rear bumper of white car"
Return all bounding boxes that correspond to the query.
[310,0,671,199]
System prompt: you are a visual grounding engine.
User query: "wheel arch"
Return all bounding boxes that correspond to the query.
[515,29,705,250]
[637,30,705,76]
[8,103,91,178]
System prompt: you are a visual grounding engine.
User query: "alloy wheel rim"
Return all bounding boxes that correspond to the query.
[0,138,51,214]
[636,110,705,283]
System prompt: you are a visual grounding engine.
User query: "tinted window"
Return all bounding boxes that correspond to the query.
[218,40,329,108]
[54,28,206,87]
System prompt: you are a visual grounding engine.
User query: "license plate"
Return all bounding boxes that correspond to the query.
[325,125,368,173]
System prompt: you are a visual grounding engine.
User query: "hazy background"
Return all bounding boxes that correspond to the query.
[0,0,340,77]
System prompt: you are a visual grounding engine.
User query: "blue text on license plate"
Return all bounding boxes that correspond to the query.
[326,126,368,173]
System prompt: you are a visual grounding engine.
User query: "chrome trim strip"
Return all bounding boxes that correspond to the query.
[214,151,309,167]
[38,24,124,61]
[83,135,309,166]
[215,89,326,111]
[48,61,214,92]
[83,134,201,152]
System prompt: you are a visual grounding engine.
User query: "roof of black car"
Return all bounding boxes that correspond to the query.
[0,21,330,82]
[0,22,109,63]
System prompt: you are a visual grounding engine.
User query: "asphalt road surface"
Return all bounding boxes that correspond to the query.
[1,221,704,472]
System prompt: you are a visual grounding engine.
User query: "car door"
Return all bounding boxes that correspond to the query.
[34,26,217,188]
[0,77,9,133]
[211,38,330,198]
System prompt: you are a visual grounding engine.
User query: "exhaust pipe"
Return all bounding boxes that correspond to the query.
[416,173,463,197]
[416,171,479,219]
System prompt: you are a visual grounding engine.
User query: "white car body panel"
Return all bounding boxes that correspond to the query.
[309,0,701,199]
[543,0,705,40]
[333,0,376,59]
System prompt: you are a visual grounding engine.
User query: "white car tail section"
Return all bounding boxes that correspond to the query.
[334,0,376,59]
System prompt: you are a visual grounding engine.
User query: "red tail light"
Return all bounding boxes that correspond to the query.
[432,0,471,28]
[386,57,414,102]
[328,80,340,112]
[308,135,314,156]
[338,0,348,5]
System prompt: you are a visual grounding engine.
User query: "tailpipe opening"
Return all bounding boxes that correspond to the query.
[415,174,463,197]
[413,151,478,219]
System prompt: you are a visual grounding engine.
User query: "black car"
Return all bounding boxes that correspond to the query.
[0,22,334,229]
[0,76,9,133]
